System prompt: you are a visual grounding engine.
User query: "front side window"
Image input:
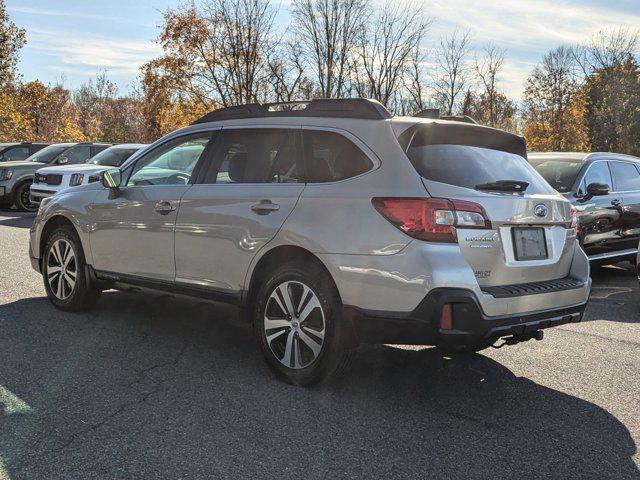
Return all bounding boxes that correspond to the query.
[29,145,71,163]
[203,129,301,184]
[0,146,29,161]
[579,162,612,195]
[610,162,640,192]
[302,130,373,183]
[128,134,211,187]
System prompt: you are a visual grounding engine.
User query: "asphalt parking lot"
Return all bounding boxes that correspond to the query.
[0,211,638,480]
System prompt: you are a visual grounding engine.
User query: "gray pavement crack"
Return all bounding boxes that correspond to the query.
[41,336,189,455]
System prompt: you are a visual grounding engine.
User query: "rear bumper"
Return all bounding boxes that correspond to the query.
[345,283,589,347]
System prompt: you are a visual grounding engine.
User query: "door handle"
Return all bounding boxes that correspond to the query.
[154,201,176,215]
[251,200,280,215]
[611,199,622,207]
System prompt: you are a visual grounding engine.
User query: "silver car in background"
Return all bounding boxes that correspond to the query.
[30,144,148,205]
[29,99,591,385]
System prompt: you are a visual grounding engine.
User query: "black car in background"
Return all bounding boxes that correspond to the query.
[530,152,640,264]
[0,143,50,162]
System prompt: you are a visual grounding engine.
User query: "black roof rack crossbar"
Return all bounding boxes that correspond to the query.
[191,98,393,125]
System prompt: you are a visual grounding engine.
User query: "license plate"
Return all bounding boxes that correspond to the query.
[512,227,548,261]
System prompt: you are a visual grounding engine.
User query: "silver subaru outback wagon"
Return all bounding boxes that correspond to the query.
[29,99,591,386]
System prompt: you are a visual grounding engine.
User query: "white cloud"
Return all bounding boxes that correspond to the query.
[25,28,162,77]
[426,0,640,48]
[396,0,640,99]
[8,5,154,27]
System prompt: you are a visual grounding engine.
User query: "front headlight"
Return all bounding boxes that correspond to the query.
[0,169,13,181]
[69,173,84,186]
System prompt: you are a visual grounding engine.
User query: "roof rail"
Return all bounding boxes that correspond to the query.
[191,98,393,125]
[414,108,478,125]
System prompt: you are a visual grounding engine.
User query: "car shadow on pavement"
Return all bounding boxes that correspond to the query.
[0,292,637,479]
[0,211,35,229]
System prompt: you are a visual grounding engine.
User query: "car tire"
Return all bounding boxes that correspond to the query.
[42,226,101,312]
[14,181,37,212]
[253,261,352,386]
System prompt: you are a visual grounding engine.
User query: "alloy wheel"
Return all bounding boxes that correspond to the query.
[264,280,326,369]
[47,239,77,300]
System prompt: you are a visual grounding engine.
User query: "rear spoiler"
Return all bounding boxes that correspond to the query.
[398,121,527,159]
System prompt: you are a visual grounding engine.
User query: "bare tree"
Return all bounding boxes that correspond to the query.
[474,43,505,127]
[401,45,429,114]
[267,41,314,102]
[353,1,431,107]
[433,29,471,115]
[291,0,368,98]
[148,0,277,108]
[574,27,639,75]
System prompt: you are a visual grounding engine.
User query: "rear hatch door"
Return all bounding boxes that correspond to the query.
[401,122,575,287]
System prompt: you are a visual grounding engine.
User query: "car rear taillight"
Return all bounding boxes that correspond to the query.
[570,205,579,236]
[372,198,491,243]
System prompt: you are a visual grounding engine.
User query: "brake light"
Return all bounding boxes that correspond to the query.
[372,198,491,243]
[570,205,579,236]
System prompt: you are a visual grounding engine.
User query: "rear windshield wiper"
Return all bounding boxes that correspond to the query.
[475,180,529,193]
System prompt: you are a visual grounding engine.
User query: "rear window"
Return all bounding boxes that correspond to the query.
[406,144,552,194]
[531,160,583,193]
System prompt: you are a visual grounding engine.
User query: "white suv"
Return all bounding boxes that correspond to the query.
[30,144,147,205]
[29,99,591,385]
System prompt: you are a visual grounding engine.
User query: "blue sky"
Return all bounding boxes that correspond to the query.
[7,0,640,99]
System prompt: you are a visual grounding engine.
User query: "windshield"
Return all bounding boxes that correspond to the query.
[406,144,552,194]
[29,145,71,163]
[530,159,583,193]
[88,148,140,167]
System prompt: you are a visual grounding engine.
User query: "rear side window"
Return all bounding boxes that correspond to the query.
[302,130,373,183]
[406,144,551,194]
[610,162,640,191]
[203,128,301,184]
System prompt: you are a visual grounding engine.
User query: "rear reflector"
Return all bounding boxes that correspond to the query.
[372,197,491,243]
[440,304,453,330]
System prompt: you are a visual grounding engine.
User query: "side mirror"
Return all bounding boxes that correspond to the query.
[578,182,609,202]
[100,168,122,199]
[56,156,68,165]
[587,182,609,197]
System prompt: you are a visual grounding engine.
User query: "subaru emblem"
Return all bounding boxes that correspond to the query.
[534,204,548,218]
